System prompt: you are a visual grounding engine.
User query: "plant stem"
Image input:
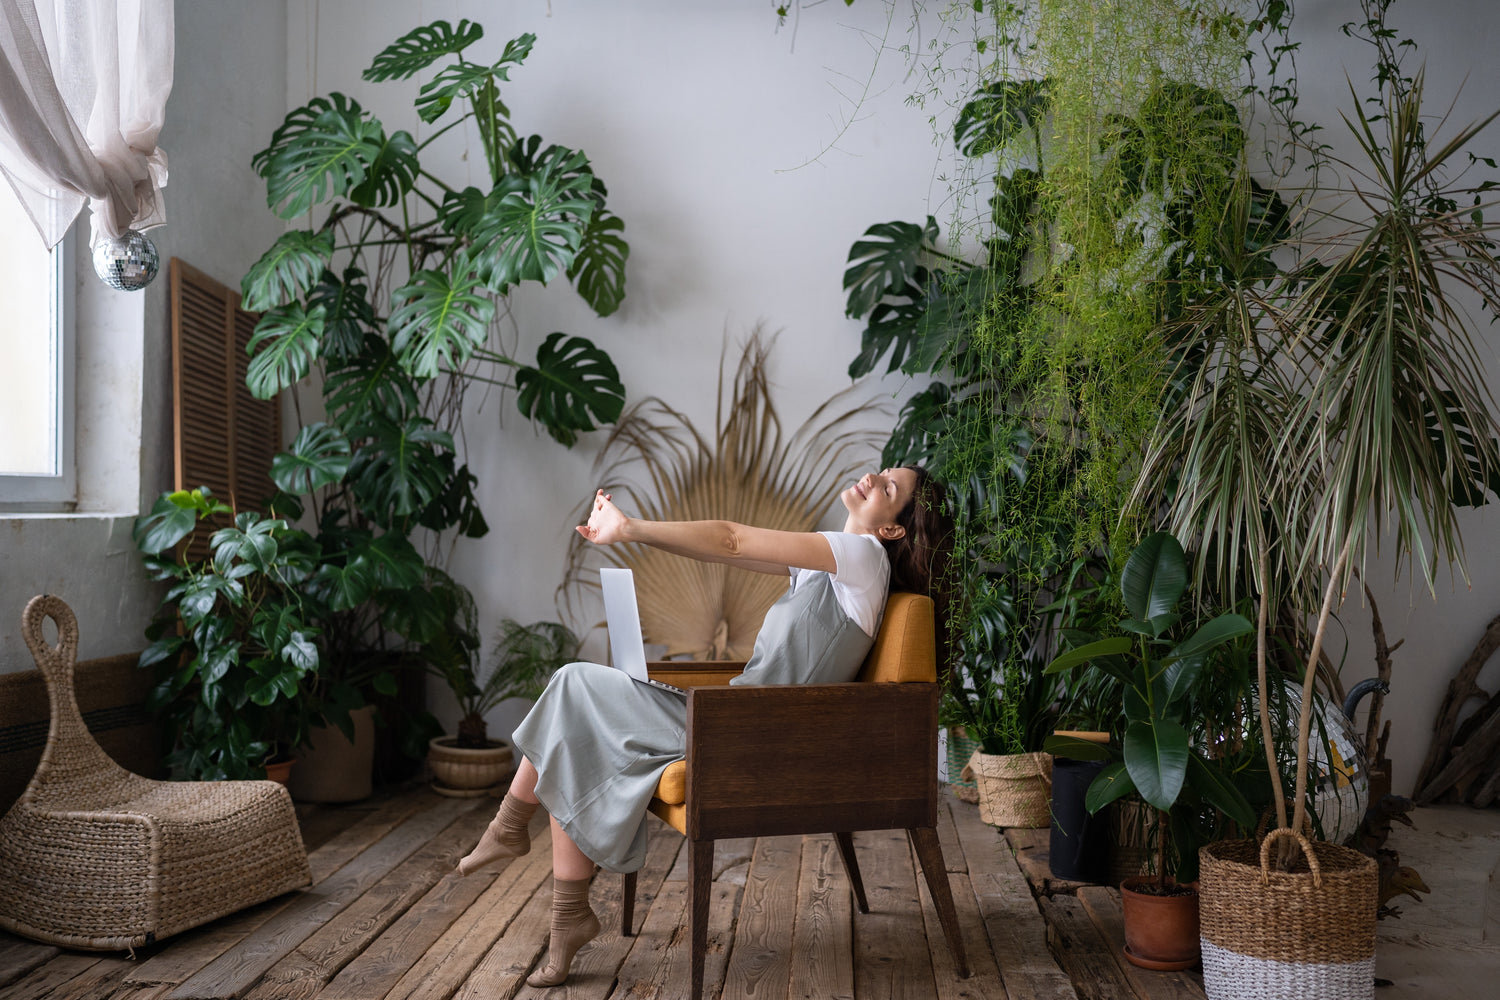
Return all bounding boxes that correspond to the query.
[1255,548,1288,832]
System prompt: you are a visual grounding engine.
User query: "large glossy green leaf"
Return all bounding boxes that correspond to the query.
[514,333,625,446]
[1120,531,1187,621]
[416,462,489,538]
[411,33,534,123]
[1161,653,1205,707]
[953,78,1049,157]
[362,19,485,82]
[1186,751,1256,829]
[1042,733,1111,762]
[1084,761,1138,814]
[323,336,420,432]
[241,230,334,311]
[470,77,516,182]
[271,423,352,495]
[1166,613,1254,663]
[388,268,496,379]
[467,145,596,290]
[843,217,940,320]
[246,303,325,399]
[348,129,419,208]
[255,94,386,219]
[567,208,628,316]
[347,417,455,521]
[1044,636,1132,674]
[133,492,198,555]
[1122,718,1190,812]
[307,268,376,363]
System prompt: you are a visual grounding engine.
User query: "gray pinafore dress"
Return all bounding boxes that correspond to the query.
[512,569,879,872]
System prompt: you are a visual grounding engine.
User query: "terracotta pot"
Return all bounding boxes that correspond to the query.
[427,736,514,797]
[1120,876,1200,970]
[263,757,294,785]
[288,705,376,803]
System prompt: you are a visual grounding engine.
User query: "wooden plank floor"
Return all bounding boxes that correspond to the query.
[0,783,1208,1000]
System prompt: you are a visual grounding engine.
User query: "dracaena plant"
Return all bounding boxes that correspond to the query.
[1044,532,1256,885]
[221,21,629,759]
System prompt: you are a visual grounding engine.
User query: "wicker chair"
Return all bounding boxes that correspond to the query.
[0,595,311,951]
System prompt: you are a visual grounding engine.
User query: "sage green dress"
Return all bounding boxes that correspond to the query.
[512,550,885,873]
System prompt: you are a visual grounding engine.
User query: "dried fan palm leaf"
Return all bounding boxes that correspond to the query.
[559,330,887,659]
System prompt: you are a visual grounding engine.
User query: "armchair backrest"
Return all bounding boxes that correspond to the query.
[855,592,936,684]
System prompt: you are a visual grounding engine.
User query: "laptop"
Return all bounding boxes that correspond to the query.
[599,567,686,696]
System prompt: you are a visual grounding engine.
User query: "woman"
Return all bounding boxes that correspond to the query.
[456,466,950,988]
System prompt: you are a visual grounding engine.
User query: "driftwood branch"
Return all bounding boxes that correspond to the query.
[1413,611,1500,798]
[1363,584,1396,756]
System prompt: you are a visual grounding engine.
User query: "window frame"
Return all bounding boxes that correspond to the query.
[0,229,76,510]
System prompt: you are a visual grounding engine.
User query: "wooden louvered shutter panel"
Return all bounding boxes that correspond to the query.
[170,258,281,559]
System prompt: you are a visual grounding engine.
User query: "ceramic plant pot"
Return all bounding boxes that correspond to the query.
[1120,876,1200,971]
[427,736,514,797]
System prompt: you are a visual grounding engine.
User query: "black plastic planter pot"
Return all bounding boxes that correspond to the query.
[1049,757,1110,882]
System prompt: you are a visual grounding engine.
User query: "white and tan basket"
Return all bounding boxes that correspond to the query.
[964,749,1052,828]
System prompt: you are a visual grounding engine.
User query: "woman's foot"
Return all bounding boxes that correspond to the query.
[456,793,538,876]
[525,876,601,987]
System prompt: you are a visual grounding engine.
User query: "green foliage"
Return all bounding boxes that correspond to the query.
[427,616,580,748]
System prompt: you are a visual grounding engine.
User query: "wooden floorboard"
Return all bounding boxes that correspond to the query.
[789,833,854,1000]
[719,834,802,1000]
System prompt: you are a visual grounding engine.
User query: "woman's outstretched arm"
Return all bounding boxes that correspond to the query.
[577,490,835,575]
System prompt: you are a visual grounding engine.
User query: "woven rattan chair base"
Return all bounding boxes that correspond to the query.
[0,596,312,950]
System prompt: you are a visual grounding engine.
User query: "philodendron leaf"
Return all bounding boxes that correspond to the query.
[363,19,485,82]
[388,268,496,379]
[1121,531,1187,621]
[271,423,352,495]
[1167,613,1254,663]
[567,208,628,316]
[468,144,596,290]
[1186,751,1256,829]
[246,303,326,399]
[241,230,335,311]
[348,129,419,208]
[1084,761,1137,814]
[843,217,940,320]
[254,94,387,219]
[133,492,199,555]
[1123,718,1190,813]
[514,333,625,447]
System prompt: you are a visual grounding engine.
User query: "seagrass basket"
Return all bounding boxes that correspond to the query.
[945,727,980,804]
[1199,827,1378,1000]
[965,749,1052,828]
[0,596,312,950]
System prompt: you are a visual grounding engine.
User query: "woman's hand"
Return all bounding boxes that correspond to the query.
[577,490,628,545]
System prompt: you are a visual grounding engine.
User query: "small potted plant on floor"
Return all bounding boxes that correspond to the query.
[425,601,579,797]
[1046,531,1256,970]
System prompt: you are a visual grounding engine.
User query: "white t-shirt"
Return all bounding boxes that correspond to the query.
[788,530,891,637]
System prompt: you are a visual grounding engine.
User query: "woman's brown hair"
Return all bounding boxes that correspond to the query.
[881,466,958,672]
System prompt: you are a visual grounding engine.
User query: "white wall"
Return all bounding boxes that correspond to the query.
[0,3,288,669]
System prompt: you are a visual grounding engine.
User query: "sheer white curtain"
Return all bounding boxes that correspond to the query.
[0,0,172,249]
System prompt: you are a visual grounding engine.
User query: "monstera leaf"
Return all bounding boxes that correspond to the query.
[246,303,326,399]
[253,94,387,219]
[843,217,940,320]
[347,416,456,523]
[271,423,352,495]
[241,230,334,311]
[349,129,419,208]
[467,145,597,290]
[515,333,625,446]
[323,336,420,432]
[363,19,485,82]
[388,267,496,379]
[567,208,628,316]
[307,267,376,363]
[953,78,1050,157]
[414,34,534,124]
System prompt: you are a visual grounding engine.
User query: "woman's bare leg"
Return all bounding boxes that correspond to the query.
[510,756,540,803]
[550,815,596,881]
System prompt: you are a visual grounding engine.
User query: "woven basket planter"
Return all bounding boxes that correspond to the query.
[965,750,1052,828]
[946,727,981,804]
[1199,828,1378,1000]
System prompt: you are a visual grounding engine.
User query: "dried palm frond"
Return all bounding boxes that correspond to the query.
[559,329,888,659]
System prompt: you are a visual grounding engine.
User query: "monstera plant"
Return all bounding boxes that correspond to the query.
[225,20,628,764]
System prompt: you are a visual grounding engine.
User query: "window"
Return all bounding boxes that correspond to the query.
[0,182,74,509]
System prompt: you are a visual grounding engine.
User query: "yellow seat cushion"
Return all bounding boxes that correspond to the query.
[657,759,687,805]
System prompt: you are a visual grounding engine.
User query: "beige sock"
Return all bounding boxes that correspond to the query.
[456,793,537,876]
[525,876,601,988]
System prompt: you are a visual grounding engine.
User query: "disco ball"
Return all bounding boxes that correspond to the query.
[92,229,160,291]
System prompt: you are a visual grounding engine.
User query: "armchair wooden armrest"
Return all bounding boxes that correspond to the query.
[683,682,938,840]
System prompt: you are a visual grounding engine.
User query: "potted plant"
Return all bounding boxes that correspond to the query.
[231,19,632,788]
[1045,531,1256,970]
[425,613,579,796]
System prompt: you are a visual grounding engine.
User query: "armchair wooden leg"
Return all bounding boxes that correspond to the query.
[689,837,714,1000]
[622,870,638,937]
[909,826,969,978]
[833,831,870,913]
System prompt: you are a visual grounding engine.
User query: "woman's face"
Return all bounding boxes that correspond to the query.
[841,467,919,535]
